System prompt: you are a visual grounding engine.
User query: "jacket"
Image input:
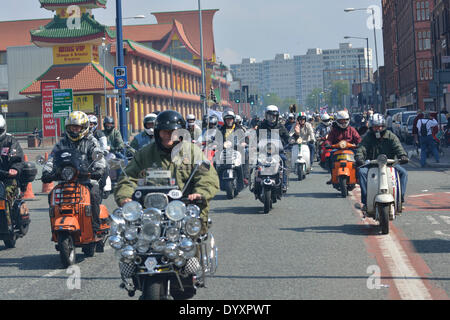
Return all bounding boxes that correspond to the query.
[355,129,407,161]
[325,122,362,146]
[0,134,24,181]
[130,131,153,151]
[256,120,290,147]
[103,128,125,153]
[114,141,219,226]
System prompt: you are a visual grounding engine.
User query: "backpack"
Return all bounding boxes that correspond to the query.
[420,120,429,137]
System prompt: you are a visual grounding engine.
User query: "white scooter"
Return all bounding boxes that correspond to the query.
[289,132,310,181]
[363,154,402,235]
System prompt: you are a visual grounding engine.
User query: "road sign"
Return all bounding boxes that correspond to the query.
[52,88,73,118]
[114,66,128,89]
[1,104,7,113]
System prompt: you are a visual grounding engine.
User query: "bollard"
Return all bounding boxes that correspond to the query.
[22,155,35,200]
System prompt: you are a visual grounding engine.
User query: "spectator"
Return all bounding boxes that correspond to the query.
[33,127,42,147]
[417,112,439,167]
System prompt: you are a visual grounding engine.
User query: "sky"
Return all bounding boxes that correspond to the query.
[0,0,384,68]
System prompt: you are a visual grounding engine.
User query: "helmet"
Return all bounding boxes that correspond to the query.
[143,113,157,136]
[321,113,331,126]
[235,114,242,125]
[223,110,236,120]
[264,105,279,127]
[369,113,386,128]
[186,114,196,127]
[154,110,185,151]
[88,114,98,132]
[297,111,307,122]
[208,115,218,128]
[65,111,90,142]
[336,110,350,129]
[0,114,6,141]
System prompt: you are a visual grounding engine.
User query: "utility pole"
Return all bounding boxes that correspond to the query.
[115,0,128,142]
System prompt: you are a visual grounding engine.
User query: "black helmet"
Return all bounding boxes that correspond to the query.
[154,110,186,152]
[103,116,114,126]
[155,110,186,131]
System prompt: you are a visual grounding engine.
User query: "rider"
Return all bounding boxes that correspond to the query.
[324,110,362,184]
[186,114,202,143]
[114,110,219,233]
[285,113,296,132]
[256,105,290,192]
[42,111,106,234]
[88,115,108,153]
[292,112,316,169]
[0,115,25,229]
[315,113,332,139]
[130,113,157,151]
[103,116,125,155]
[354,114,409,213]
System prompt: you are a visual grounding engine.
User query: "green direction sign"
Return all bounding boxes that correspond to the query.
[52,88,73,118]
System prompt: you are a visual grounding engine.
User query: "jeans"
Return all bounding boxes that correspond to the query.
[280,152,288,188]
[419,135,439,167]
[307,142,315,166]
[357,164,408,205]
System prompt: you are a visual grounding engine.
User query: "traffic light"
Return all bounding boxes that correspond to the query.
[248,95,255,105]
[125,97,130,112]
[234,90,241,103]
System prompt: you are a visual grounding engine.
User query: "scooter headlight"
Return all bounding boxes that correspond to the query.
[61,166,76,181]
[122,201,143,222]
[184,217,202,237]
[166,201,186,222]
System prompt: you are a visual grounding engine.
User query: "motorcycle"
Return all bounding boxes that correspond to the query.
[0,161,37,248]
[40,149,110,267]
[289,133,310,181]
[250,139,285,214]
[361,155,402,235]
[109,160,218,300]
[216,140,244,199]
[318,137,332,170]
[330,140,357,198]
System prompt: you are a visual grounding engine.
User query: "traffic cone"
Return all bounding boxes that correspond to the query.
[41,152,54,194]
[22,155,35,200]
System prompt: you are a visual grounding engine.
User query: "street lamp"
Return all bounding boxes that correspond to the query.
[344,7,381,113]
[198,0,207,117]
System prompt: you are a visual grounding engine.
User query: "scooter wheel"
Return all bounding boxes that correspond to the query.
[339,176,348,198]
[58,232,76,268]
[379,205,390,235]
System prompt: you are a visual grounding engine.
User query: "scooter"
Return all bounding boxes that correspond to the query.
[0,162,36,248]
[330,140,357,198]
[362,154,402,235]
[41,149,110,267]
[216,140,244,199]
[289,133,310,181]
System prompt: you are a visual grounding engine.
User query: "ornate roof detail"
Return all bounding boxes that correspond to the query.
[39,0,107,10]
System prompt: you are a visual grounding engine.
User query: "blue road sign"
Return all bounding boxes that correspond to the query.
[114,66,128,90]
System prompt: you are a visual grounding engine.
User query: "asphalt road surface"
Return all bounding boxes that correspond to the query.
[0,161,449,300]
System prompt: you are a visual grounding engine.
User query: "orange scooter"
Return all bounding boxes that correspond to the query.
[42,149,110,267]
[330,140,357,197]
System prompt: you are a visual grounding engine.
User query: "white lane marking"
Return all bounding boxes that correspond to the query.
[408,194,432,198]
[377,232,432,300]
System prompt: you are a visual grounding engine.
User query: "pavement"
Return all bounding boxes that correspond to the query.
[403,142,450,169]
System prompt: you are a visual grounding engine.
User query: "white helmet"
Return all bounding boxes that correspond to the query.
[264,105,280,127]
[235,114,242,124]
[0,114,6,141]
[336,110,350,129]
[186,114,196,127]
[321,113,331,126]
[143,113,157,136]
[88,114,98,132]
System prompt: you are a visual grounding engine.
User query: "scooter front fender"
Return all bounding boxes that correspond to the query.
[374,194,395,205]
[54,216,80,232]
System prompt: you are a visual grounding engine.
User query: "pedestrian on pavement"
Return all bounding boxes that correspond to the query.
[417,112,440,167]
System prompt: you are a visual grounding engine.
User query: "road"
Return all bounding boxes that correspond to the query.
[0,160,449,300]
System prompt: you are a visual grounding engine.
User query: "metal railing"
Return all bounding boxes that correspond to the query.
[5,117,41,134]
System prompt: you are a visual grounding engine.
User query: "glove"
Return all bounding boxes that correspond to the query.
[90,170,104,180]
[355,158,364,167]
[42,172,56,184]
[399,155,409,165]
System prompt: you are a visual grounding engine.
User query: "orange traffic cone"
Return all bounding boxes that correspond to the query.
[22,155,35,200]
[41,152,54,194]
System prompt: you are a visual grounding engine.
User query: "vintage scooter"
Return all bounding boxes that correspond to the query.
[289,132,310,181]
[361,154,402,235]
[0,161,37,248]
[39,149,110,267]
[330,140,357,198]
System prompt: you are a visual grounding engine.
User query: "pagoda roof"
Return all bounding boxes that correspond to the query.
[39,0,107,9]
[20,62,115,96]
[0,18,52,51]
[152,9,218,62]
[30,13,115,47]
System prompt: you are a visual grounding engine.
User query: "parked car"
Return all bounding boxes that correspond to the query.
[392,111,416,140]
[400,115,416,144]
[385,108,404,131]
